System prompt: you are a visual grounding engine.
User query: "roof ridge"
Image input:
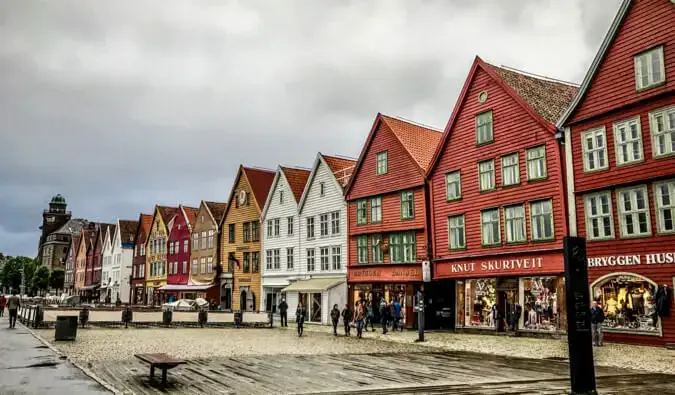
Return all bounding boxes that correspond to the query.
[381,114,443,133]
[322,153,358,161]
[281,165,312,172]
[495,64,580,87]
[245,165,276,173]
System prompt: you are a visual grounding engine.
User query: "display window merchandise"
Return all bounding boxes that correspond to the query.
[591,274,659,334]
[352,284,410,326]
[456,278,496,328]
[521,277,566,332]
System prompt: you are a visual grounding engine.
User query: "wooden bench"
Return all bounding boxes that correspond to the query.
[134,353,186,387]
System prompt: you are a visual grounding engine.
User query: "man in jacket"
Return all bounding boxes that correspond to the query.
[341,304,353,336]
[590,301,605,347]
[278,298,288,327]
[7,291,21,329]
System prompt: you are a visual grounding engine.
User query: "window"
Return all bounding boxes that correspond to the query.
[445,171,461,200]
[650,107,675,157]
[616,186,651,237]
[331,211,340,234]
[331,247,341,270]
[320,247,330,271]
[287,216,294,236]
[200,257,206,274]
[274,218,280,237]
[479,160,495,191]
[306,217,315,239]
[357,236,368,264]
[530,200,554,241]
[584,192,614,240]
[654,179,675,234]
[228,224,235,243]
[582,127,608,171]
[320,182,325,197]
[252,252,259,273]
[279,190,284,204]
[183,239,188,253]
[320,214,329,236]
[501,153,520,186]
[267,220,273,238]
[243,222,251,242]
[591,274,658,333]
[481,208,501,246]
[182,261,187,274]
[371,197,382,223]
[140,244,145,256]
[476,110,493,144]
[273,249,280,269]
[169,242,174,255]
[390,232,416,263]
[401,191,414,219]
[635,46,665,90]
[504,205,526,243]
[524,146,547,181]
[201,231,207,249]
[208,230,214,248]
[371,234,383,264]
[376,151,388,175]
[614,118,643,165]
[356,200,367,225]
[266,250,273,270]
[243,252,250,273]
[306,249,315,271]
[287,247,294,270]
[252,221,259,241]
[447,215,466,250]
[207,257,214,273]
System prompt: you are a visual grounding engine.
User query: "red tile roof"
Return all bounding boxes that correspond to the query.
[380,115,442,172]
[118,220,138,244]
[181,206,199,228]
[322,154,356,186]
[243,167,276,208]
[204,201,227,224]
[487,63,579,124]
[139,214,153,236]
[157,206,179,227]
[281,167,311,203]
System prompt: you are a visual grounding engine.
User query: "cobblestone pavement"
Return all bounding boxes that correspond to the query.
[36,309,268,323]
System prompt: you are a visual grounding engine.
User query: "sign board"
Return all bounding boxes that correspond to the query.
[422,261,431,283]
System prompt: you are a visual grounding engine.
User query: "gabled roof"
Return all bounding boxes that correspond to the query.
[52,218,89,236]
[204,201,227,224]
[220,165,276,227]
[118,220,138,244]
[70,235,81,256]
[135,213,153,244]
[157,206,179,228]
[297,152,356,212]
[557,0,632,127]
[427,56,579,176]
[96,223,115,250]
[181,206,199,231]
[344,113,442,196]
[281,166,311,203]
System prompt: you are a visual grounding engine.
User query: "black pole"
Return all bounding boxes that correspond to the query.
[563,236,597,394]
[416,289,424,342]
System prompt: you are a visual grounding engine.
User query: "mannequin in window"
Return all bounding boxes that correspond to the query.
[631,289,644,315]
[605,295,618,317]
[473,299,483,325]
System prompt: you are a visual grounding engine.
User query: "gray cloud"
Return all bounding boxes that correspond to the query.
[0,0,622,256]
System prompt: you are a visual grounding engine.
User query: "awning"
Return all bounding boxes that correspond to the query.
[158,284,215,291]
[281,277,345,293]
[79,284,100,291]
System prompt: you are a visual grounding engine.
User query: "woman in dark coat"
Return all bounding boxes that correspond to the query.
[296,302,306,337]
[330,304,341,336]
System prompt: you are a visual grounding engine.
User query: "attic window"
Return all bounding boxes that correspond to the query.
[476,111,494,145]
[635,46,665,91]
[320,182,325,197]
[376,151,388,175]
[280,190,284,204]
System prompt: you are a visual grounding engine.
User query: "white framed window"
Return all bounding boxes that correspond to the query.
[192,259,198,274]
[654,179,675,234]
[287,247,294,270]
[526,146,547,180]
[200,257,206,274]
[266,250,273,270]
[371,196,382,223]
[584,192,614,240]
[273,218,280,237]
[400,191,414,219]
[616,186,651,237]
[479,160,495,191]
[320,247,330,271]
[476,110,493,144]
[331,211,340,234]
[614,117,643,165]
[447,215,465,250]
[306,217,315,239]
[287,216,294,236]
[357,236,368,264]
[331,246,341,270]
[183,239,189,253]
[356,200,367,225]
[267,220,273,238]
[504,205,526,243]
[320,214,329,236]
[650,107,675,158]
[371,234,383,264]
[501,153,519,186]
[445,171,461,200]
[182,261,187,274]
[634,46,665,90]
[530,200,554,241]
[208,230,214,248]
[582,127,608,172]
[273,249,280,269]
[306,249,315,271]
[173,261,179,274]
[376,151,388,175]
[169,242,174,255]
[207,257,213,272]
[481,208,501,246]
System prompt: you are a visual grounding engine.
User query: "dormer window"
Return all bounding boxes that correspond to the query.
[635,46,665,91]
[376,151,388,175]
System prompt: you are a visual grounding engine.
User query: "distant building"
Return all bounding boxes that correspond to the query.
[37,194,74,268]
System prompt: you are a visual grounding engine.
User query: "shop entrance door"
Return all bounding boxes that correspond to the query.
[266,292,278,313]
[496,277,518,332]
[424,280,456,330]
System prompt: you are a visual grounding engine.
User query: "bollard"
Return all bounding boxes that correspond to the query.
[121,307,133,328]
[33,305,43,329]
[162,309,173,327]
[234,310,242,328]
[198,309,208,327]
[268,311,274,328]
[79,307,89,328]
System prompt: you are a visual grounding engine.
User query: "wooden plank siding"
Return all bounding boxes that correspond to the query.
[429,65,567,265]
[190,202,221,285]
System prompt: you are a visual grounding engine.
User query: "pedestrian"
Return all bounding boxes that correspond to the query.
[354,302,365,338]
[363,300,375,332]
[278,297,289,327]
[330,304,340,336]
[381,300,391,334]
[7,290,20,329]
[590,300,604,346]
[0,294,6,317]
[295,301,306,337]
[341,303,353,336]
[393,298,403,331]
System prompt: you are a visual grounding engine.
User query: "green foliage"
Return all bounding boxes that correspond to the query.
[32,265,51,295]
[49,268,65,292]
[1,256,36,294]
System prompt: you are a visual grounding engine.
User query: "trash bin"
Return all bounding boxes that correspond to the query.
[55,316,78,341]
[234,310,242,328]
[79,307,89,328]
[162,309,173,326]
[122,307,133,328]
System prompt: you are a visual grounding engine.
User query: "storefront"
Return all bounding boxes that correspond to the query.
[158,284,218,305]
[435,250,566,333]
[281,276,346,325]
[262,277,290,314]
[132,284,146,305]
[586,252,675,346]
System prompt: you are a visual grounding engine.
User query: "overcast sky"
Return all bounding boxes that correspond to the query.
[0,0,622,257]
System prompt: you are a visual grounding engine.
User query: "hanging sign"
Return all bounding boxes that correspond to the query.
[422,261,431,282]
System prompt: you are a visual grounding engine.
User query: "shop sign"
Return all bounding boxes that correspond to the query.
[239,277,251,283]
[450,257,544,274]
[422,261,431,283]
[587,252,675,268]
[236,246,250,251]
[350,266,421,282]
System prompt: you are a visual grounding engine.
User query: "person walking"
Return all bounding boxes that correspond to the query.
[7,291,20,329]
[341,303,353,337]
[393,298,403,331]
[295,302,306,337]
[330,304,340,336]
[0,294,6,317]
[381,300,391,334]
[354,302,365,339]
[363,300,375,332]
[278,297,289,327]
[590,300,605,347]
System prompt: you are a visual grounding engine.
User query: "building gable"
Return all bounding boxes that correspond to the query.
[298,153,351,213]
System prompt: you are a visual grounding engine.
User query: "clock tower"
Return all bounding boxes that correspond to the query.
[38,194,72,257]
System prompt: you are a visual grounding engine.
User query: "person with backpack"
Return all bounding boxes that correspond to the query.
[590,300,605,346]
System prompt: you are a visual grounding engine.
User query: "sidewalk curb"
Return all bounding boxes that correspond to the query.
[21,323,122,395]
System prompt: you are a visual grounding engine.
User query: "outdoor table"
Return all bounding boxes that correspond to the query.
[134,353,186,387]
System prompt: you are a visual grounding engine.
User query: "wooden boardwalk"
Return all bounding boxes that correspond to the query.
[87,351,675,394]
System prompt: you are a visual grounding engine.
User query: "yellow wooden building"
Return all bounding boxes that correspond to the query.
[145,205,178,305]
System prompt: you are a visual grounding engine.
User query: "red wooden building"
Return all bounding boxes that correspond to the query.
[345,113,442,329]
[559,0,675,346]
[427,56,578,333]
[162,205,199,301]
[131,213,152,305]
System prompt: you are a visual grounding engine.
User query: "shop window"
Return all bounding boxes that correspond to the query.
[522,277,565,331]
[456,279,496,328]
[591,273,659,333]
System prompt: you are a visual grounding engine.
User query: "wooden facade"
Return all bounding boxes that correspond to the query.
[166,206,198,289]
[561,0,675,346]
[189,201,228,306]
[131,213,152,305]
[145,206,178,305]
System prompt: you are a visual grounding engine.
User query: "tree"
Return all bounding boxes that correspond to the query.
[1,256,33,293]
[32,265,50,296]
[49,268,65,294]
